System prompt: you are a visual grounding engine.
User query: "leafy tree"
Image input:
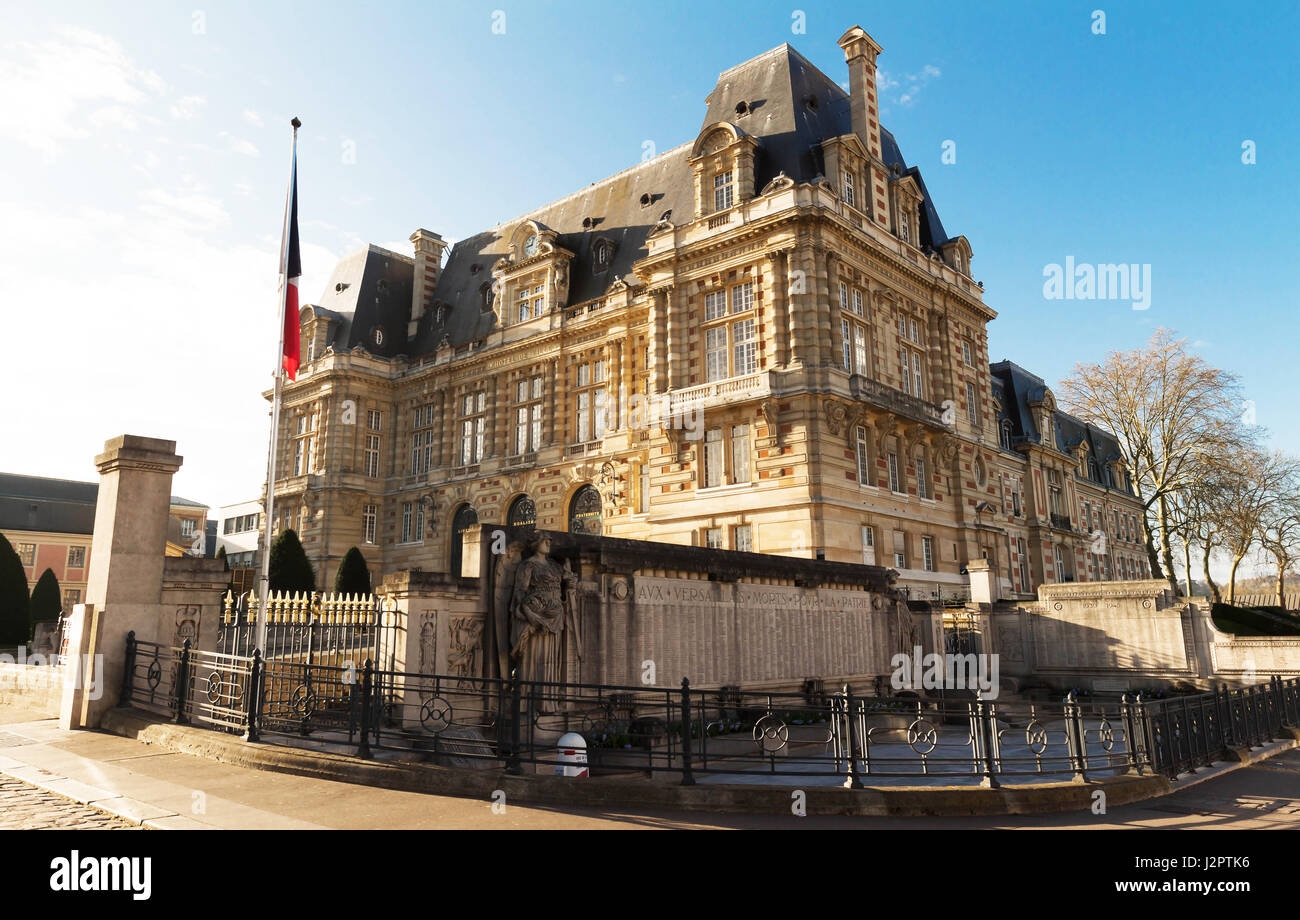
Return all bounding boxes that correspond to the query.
[0,534,31,646]
[268,529,316,594]
[29,568,62,630]
[333,546,372,596]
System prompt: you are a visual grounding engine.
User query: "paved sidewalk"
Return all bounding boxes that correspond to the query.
[0,716,1297,829]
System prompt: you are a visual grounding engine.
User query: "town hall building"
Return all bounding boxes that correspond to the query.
[266,25,1150,601]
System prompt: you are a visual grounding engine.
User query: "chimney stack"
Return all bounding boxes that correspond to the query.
[837,25,891,229]
[409,228,446,336]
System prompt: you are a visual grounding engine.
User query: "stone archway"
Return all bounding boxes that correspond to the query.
[568,485,602,535]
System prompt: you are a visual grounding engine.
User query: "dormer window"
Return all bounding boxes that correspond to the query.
[713,170,734,211]
[842,169,856,208]
[899,214,911,243]
[515,277,546,323]
[593,239,614,271]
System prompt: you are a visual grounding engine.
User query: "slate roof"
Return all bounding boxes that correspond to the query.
[0,473,206,536]
[315,42,953,359]
[989,361,1131,493]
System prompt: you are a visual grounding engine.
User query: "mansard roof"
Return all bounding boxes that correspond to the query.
[990,360,1129,490]
[314,41,955,359]
[0,473,204,536]
[310,244,414,359]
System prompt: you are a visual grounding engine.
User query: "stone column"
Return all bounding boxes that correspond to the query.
[649,288,669,394]
[61,435,183,730]
[825,250,844,369]
[767,249,791,368]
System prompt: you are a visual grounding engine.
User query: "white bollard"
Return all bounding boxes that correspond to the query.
[554,732,589,777]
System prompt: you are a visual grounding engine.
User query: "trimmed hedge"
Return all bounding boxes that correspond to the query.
[0,534,31,645]
[1211,602,1300,637]
[333,546,371,596]
[268,529,316,594]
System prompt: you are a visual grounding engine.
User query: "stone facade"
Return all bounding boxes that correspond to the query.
[266,25,1149,602]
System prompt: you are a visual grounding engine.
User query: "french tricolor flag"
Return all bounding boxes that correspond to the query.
[279,118,302,380]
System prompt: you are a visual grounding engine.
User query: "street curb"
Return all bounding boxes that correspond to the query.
[101,707,1175,818]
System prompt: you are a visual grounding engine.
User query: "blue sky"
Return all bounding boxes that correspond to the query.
[0,0,1296,513]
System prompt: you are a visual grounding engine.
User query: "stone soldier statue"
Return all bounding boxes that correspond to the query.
[508,534,580,696]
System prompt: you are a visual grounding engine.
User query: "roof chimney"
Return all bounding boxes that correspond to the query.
[409,229,446,336]
[837,26,891,229]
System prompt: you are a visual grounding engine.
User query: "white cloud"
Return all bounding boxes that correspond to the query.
[242,109,263,127]
[170,95,206,120]
[877,63,942,109]
[0,26,165,157]
[219,131,260,157]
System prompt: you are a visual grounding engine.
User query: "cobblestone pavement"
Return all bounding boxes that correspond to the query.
[0,777,137,830]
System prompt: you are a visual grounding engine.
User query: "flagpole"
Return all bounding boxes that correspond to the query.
[256,116,301,652]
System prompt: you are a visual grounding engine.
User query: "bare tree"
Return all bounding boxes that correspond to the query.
[1199,448,1294,605]
[1058,329,1255,594]
[1258,455,1300,608]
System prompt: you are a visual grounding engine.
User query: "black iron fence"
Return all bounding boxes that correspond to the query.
[118,631,1300,786]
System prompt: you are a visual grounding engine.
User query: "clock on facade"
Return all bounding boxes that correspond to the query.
[523,234,538,257]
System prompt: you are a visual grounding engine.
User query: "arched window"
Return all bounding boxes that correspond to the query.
[568,485,602,535]
[449,504,478,576]
[999,420,1013,450]
[507,495,536,529]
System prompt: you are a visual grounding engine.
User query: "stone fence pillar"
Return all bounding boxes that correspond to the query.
[60,435,183,730]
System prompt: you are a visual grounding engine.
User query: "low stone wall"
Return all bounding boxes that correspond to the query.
[0,662,65,717]
[988,580,1300,693]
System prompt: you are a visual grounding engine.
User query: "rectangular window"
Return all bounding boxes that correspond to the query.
[852,288,864,316]
[1018,537,1030,590]
[704,290,726,321]
[367,410,381,431]
[841,318,852,371]
[365,436,380,477]
[916,455,928,499]
[839,281,849,312]
[855,427,871,486]
[1055,545,1067,581]
[888,451,901,493]
[638,463,650,514]
[363,504,377,544]
[593,387,606,437]
[892,531,907,569]
[861,525,876,565]
[731,424,750,483]
[62,589,81,608]
[705,326,727,382]
[401,503,413,543]
[705,527,723,550]
[730,281,754,314]
[842,169,855,208]
[732,319,756,376]
[66,546,86,568]
[703,428,723,488]
[713,171,734,211]
[852,323,868,375]
[966,382,980,425]
[962,341,974,367]
[734,524,753,553]
[577,391,590,442]
[922,536,935,572]
[900,347,924,398]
